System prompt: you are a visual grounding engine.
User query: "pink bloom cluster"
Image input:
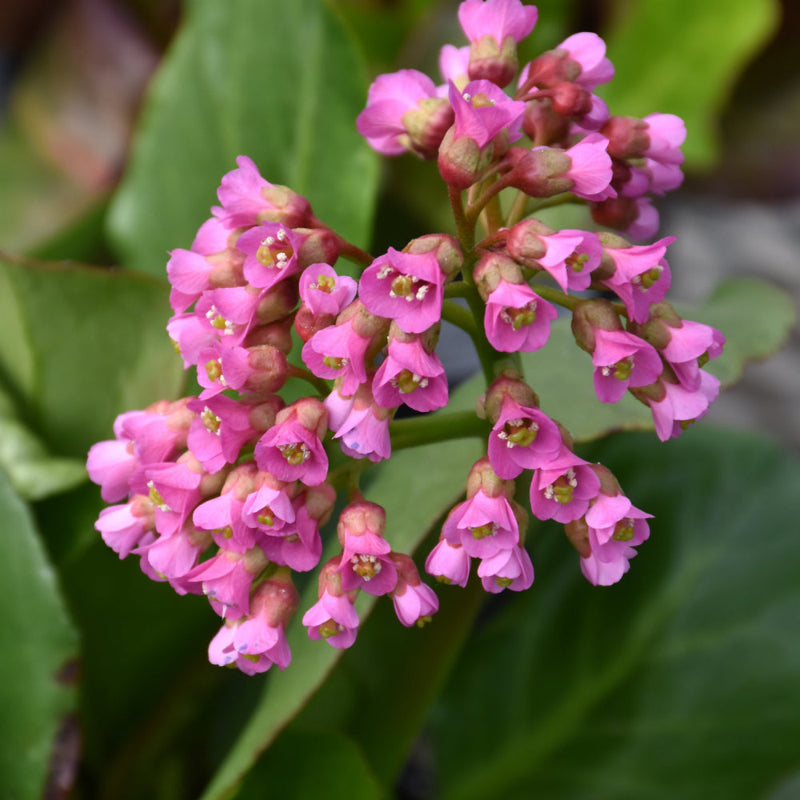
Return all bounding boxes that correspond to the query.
[87,0,724,675]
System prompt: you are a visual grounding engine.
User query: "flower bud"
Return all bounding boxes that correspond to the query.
[570,298,624,353]
[468,33,519,88]
[404,233,464,279]
[401,96,455,159]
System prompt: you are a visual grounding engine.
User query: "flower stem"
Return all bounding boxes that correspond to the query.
[286,364,331,396]
[389,410,490,451]
[449,185,474,254]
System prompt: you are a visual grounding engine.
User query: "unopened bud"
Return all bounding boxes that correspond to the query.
[468,34,519,88]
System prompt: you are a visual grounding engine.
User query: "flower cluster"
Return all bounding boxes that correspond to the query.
[87,0,723,675]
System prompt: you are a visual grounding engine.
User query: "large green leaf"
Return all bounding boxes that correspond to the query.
[107,0,378,276]
[235,729,382,800]
[0,254,184,457]
[601,0,779,166]
[429,428,800,799]
[0,469,79,800]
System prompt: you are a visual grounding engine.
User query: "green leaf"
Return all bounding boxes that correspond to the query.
[199,433,482,800]
[430,428,800,799]
[601,0,779,166]
[107,0,378,276]
[677,277,796,388]
[235,729,382,800]
[0,468,79,800]
[0,254,184,457]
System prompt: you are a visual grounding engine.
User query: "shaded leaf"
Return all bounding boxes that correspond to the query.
[0,468,79,800]
[430,428,800,800]
[107,0,378,276]
[235,729,382,800]
[0,253,184,457]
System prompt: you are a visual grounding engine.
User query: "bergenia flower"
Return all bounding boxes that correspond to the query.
[359,248,446,334]
[487,393,562,478]
[372,329,449,413]
[591,329,663,403]
[529,448,601,524]
[254,398,329,486]
[484,279,558,352]
[477,543,534,593]
[356,70,453,159]
[457,0,538,45]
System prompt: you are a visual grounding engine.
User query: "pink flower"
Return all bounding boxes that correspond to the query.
[487,394,562,478]
[557,33,614,90]
[457,0,538,44]
[425,538,471,587]
[187,395,279,475]
[336,501,398,596]
[213,155,311,229]
[442,489,519,559]
[299,263,357,317]
[327,383,392,463]
[255,398,329,486]
[301,316,372,396]
[140,520,211,583]
[185,546,269,617]
[477,544,534,593]
[659,319,725,391]
[484,280,558,352]
[359,248,446,334]
[372,331,449,413]
[507,222,602,292]
[643,371,720,442]
[390,553,438,627]
[303,562,361,649]
[356,70,453,158]
[577,495,651,586]
[94,495,154,558]
[591,329,663,403]
[561,133,614,200]
[439,44,471,87]
[599,236,674,324]
[529,448,601,523]
[87,438,138,503]
[449,80,526,149]
[642,113,686,165]
[236,222,304,291]
[258,487,328,572]
[231,573,299,671]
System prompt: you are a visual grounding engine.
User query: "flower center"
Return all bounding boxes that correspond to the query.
[205,359,224,383]
[313,274,336,293]
[147,480,171,512]
[394,369,427,394]
[322,355,347,370]
[503,302,537,330]
[499,417,538,448]
[543,468,577,504]
[471,523,498,539]
[256,229,294,268]
[201,407,222,434]
[566,252,589,273]
[351,553,381,580]
[612,519,635,541]
[633,265,662,290]
[256,508,275,526]
[602,356,634,381]
[279,442,311,465]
